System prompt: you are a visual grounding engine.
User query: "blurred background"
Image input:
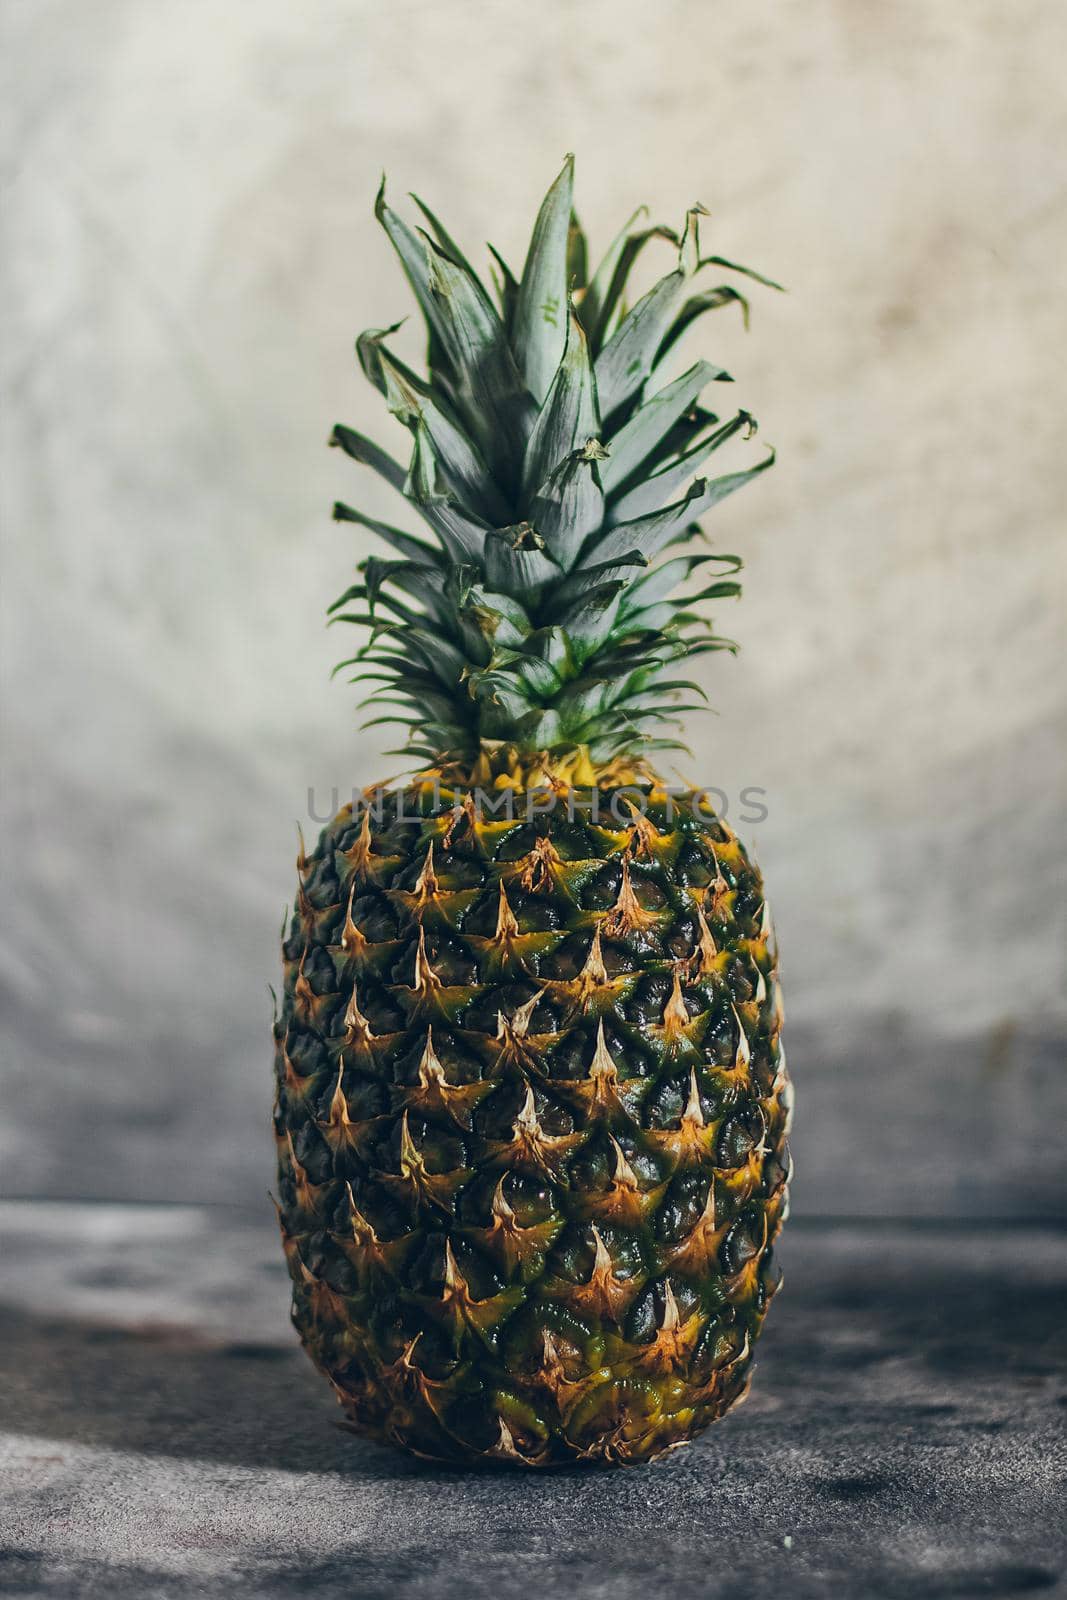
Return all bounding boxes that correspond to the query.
[3,0,1065,1220]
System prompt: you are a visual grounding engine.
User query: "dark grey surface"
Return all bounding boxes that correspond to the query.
[1,1206,1065,1599]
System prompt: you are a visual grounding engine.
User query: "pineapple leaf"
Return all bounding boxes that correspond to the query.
[575,204,643,340]
[690,445,776,517]
[620,552,742,614]
[558,582,624,656]
[594,265,686,421]
[408,193,497,319]
[422,233,535,485]
[687,579,743,603]
[356,320,412,394]
[528,448,605,571]
[603,446,774,566]
[375,180,453,374]
[484,523,562,597]
[332,502,445,568]
[461,584,535,647]
[581,215,674,350]
[567,211,588,292]
[487,244,520,329]
[699,253,785,291]
[656,285,751,363]
[578,477,712,568]
[607,412,756,525]
[548,550,647,612]
[594,208,708,420]
[598,360,731,495]
[404,422,493,564]
[330,424,409,493]
[513,155,575,406]
[521,307,600,501]
[377,347,508,523]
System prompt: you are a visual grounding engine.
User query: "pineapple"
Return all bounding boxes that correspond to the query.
[274,157,791,1467]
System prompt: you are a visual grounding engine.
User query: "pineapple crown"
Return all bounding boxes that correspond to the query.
[330,155,778,776]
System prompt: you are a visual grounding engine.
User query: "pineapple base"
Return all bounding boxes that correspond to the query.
[275,776,790,1467]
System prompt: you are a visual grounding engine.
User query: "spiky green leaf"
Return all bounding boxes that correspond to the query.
[513,155,574,405]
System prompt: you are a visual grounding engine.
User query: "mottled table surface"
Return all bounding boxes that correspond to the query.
[1,1204,1064,1600]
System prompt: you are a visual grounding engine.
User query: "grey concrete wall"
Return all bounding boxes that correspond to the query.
[2,0,1065,1215]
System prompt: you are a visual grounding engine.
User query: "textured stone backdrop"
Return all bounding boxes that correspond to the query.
[2,0,1065,1215]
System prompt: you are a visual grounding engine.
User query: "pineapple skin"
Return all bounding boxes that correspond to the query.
[275,777,790,1467]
